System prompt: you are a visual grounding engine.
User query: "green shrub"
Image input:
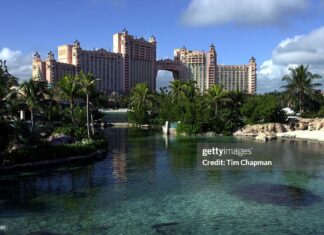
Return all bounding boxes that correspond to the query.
[218,109,244,135]
[317,106,324,118]
[0,120,14,153]
[241,94,286,124]
[73,106,87,127]
[176,123,201,135]
[53,125,87,139]
[1,138,107,165]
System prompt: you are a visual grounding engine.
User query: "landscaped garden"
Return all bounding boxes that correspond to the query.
[0,62,108,168]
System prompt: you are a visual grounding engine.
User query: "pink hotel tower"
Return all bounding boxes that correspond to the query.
[32,29,257,94]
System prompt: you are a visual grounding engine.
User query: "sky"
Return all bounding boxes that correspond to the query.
[1,0,324,93]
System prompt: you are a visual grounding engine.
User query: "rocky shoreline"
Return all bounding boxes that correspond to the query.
[234,118,324,142]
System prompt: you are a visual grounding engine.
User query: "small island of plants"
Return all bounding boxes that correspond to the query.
[0,63,108,169]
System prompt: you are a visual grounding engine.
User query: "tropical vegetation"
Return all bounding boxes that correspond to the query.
[0,62,107,166]
[128,65,323,135]
[1,60,323,165]
[282,65,322,114]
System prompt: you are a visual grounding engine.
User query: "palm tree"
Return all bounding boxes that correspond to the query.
[169,80,185,103]
[78,71,98,139]
[207,85,229,115]
[17,79,48,126]
[130,83,154,110]
[182,80,198,102]
[282,65,322,114]
[56,74,81,123]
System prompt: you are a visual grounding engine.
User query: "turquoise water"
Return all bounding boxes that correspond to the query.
[0,128,324,234]
[102,111,128,123]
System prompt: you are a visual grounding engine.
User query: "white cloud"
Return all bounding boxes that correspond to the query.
[258,27,324,93]
[182,0,309,26]
[0,48,32,81]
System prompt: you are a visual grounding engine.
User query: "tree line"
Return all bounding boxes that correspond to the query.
[128,65,323,134]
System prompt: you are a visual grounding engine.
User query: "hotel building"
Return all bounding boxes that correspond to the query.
[173,45,256,94]
[32,29,257,94]
[173,44,217,93]
[32,29,156,93]
[218,56,257,94]
[113,29,157,92]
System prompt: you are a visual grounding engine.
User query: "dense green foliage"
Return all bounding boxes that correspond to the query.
[1,139,107,165]
[282,65,322,114]
[0,63,108,165]
[129,67,323,135]
[128,83,158,125]
[53,125,88,139]
[129,82,247,135]
[241,94,287,124]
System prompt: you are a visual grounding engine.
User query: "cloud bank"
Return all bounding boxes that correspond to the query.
[182,0,309,26]
[258,27,324,93]
[0,48,32,81]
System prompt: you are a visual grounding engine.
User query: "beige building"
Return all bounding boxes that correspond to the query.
[71,40,124,92]
[173,44,217,93]
[171,45,256,94]
[218,57,257,94]
[32,29,156,93]
[32,51,75,84]
[113,28,157,92]
[32,29,257,94]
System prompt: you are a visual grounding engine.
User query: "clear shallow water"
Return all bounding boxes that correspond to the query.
[0,128,324,234]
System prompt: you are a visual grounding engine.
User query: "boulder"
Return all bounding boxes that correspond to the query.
[255,132,277,142]
[308,122,315,131]
[255,133,267,142]
[47,134,75,145]
[315,121,323,131]
[267,123,275,132]
[274,123,286,133]
[205,132,216,137]
[296,122,307,130]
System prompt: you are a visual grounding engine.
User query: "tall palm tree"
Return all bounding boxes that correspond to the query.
[282,65,322,114]
[78,71,98,139]
[17,79,48,126]
[56,74,81,123]
[207,85,229,115]
[169,80,185,103]
[182,80,197,101]
[130,83,154,110]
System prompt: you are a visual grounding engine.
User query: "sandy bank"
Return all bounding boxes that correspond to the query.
[277,130,324,141]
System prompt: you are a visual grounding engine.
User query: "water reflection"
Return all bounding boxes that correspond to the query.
[0,164,107,216]
[0,128,323,234]
[112,151,127,182]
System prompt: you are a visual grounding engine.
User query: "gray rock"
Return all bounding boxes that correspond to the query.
[47,134,75,145]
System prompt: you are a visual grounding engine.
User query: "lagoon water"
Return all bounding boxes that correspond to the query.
[1,128,324,234]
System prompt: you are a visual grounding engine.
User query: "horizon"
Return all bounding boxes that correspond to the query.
[1,0,324,93]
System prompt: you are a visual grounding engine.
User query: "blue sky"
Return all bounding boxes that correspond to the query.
[1,0,324,93]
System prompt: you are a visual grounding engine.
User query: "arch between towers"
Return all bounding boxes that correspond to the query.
[155,59,184,81]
